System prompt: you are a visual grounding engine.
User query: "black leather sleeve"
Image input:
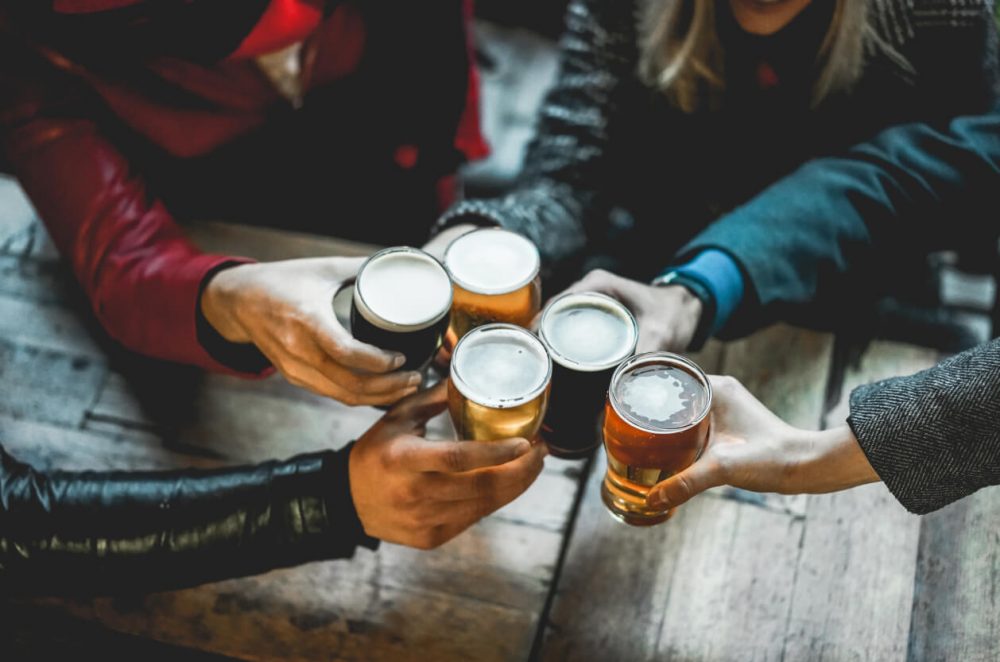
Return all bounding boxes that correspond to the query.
[0,442,377,596]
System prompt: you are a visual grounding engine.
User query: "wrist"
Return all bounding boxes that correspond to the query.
[653,282,707,350]
[424,223,478,260]
[201,264,253,343]
[792,426,880,493]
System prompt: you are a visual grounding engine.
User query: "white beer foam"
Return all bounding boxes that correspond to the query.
[356,250,452,328]
[453,326,550,408]
[542,296,636,370]
[445,229,540,295]
[616,366,705,429]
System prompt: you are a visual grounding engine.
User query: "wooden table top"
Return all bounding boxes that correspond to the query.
[2,194,998,661]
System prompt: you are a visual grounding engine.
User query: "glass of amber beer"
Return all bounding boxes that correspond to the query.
[538,292,638,458]
[601,352,712,526]
[443,228,541,346]
[448,323,552,441]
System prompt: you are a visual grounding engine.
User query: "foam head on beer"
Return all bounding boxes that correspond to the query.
[445,228,540,295]
[614,361,710,430]
[540,292,637,370]
[451,324,551,408]
[354,248,452,330]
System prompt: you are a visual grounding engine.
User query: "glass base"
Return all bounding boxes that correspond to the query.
[601,475,674,526]
[546,441,599,460]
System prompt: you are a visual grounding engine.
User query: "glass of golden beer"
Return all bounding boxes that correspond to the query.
[601,352,712,526]
[448,323,552,441]
[443,228,541,347]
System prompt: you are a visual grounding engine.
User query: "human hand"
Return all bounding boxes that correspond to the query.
[201,257,419,406]
[561,269,703,352]
[349,383,547,549]
[646,375,879,511]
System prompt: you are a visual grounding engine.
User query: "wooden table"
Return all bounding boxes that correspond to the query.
[2,194,999,661]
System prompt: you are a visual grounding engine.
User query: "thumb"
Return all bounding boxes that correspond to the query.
[645,460,720,510]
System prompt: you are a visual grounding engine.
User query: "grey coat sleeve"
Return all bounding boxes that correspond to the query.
[848,338,1000,514]
[435,0,638,265]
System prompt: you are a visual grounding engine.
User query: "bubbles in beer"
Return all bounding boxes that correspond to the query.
[356,250,452,328]
[446,229,540,295]
[452,327,550,408]
[616,364,709,430]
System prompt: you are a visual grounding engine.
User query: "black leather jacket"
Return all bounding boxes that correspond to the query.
[0,442,376,595]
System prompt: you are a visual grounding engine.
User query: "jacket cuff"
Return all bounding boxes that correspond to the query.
[665,249,746,336]
[432,200,506,236]
[322,442,380,552]
[196,260,273,376]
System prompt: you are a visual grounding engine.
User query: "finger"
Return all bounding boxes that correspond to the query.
[646,460,722,510]
[423,442,547,503]
[312,348,421,395]
[277,357,416,406]
[385,381,448,424]
[312,312,406,374]
[388,435,532,473]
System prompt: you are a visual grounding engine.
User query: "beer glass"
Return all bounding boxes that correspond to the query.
[351,246,453,371]
[537,292,638,458]
[601,352,712,526]
[444,228,541,346]
[448,323,552,441]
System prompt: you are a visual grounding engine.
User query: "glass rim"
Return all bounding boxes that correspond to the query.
[608,351,713,434]
[353,246,453,332]
[450,323,553,409]
[443,228,541,296]
[538,291,639,372]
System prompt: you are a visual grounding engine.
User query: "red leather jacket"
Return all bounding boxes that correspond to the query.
[1,0,487,376]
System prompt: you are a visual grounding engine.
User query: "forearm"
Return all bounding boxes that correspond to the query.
[0,444,374,596]
[435,0,639,265]
[791,426,880,494]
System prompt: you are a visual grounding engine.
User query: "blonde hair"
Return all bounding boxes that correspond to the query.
[639,0,875,113]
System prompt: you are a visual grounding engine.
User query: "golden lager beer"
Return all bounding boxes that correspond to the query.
[601,353,712,526]
[537,292,638,459]
[448,323,552,441]
[443,228,541,347]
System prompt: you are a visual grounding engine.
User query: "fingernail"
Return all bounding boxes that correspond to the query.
[392,354,406,369]
[646,490,668,509]
[513,439,532,455]
[405,372,423,387]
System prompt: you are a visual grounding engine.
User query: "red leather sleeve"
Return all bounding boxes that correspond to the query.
[5,115,269,376]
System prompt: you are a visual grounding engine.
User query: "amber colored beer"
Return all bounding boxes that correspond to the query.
[444,228,541,346]
[448,323,552,441]
[601,353,712,526]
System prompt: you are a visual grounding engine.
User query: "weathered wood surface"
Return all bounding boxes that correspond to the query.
[4,176,1000,661]
[0,205,582,661]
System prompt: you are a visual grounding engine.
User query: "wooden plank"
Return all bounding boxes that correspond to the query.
[0,338,106,428]
[539,325,831,661]
[908,483,1000,661]
[0,175,59,260]
[782,340,938,661]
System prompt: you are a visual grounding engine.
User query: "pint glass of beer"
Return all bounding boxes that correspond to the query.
[444,228,541,345]
[448,323,552,441]
[601,352,712,526]
[537,292,638,459]
[351,247,453,372]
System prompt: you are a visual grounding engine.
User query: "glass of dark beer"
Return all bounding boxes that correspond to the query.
[351,246,453,372]
[537,291,638,459]
[601,352,712,526]
[444,228,541,347]
[448,323,552,441]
